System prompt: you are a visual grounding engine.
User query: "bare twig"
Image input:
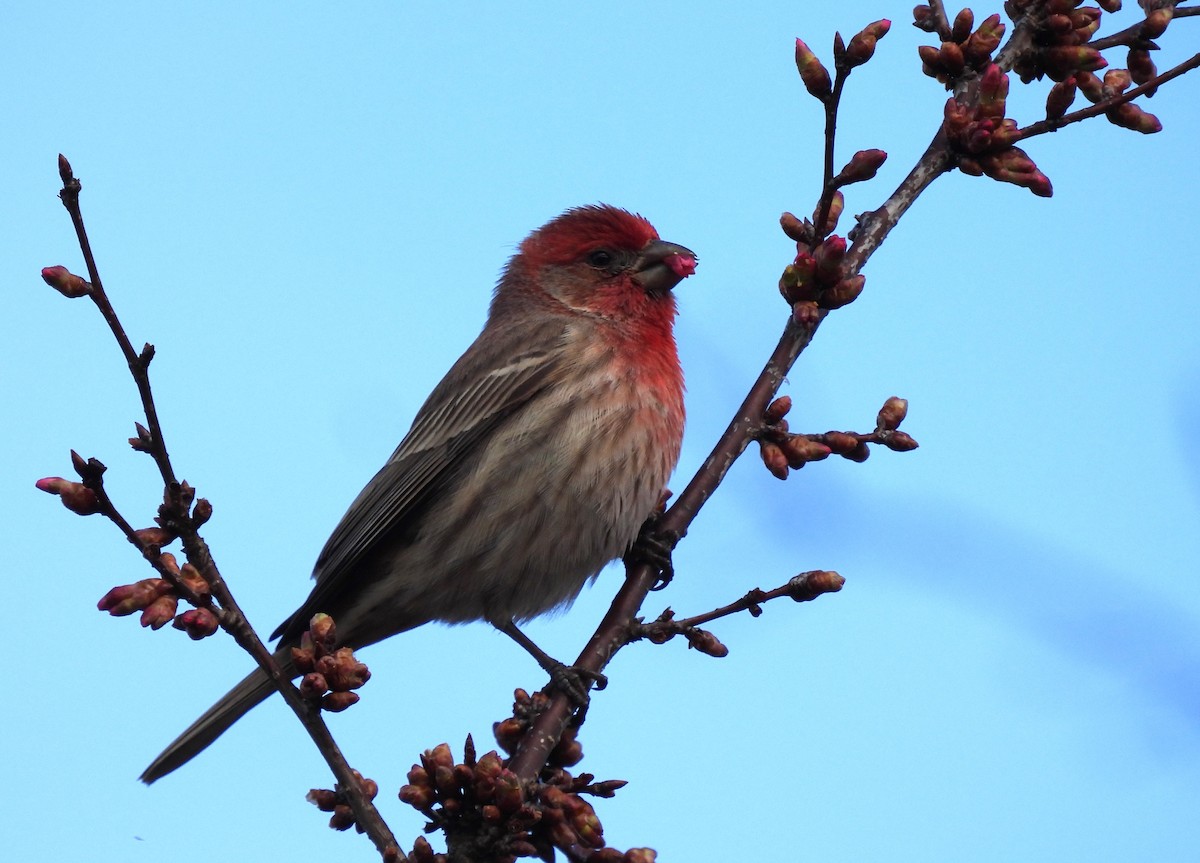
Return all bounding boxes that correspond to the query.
[635,570,846,647]
[53,157,401,860]
[1017,52,1200,141]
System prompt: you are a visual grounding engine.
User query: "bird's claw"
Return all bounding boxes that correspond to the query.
[627,524,679,591]
[546,662,608,709]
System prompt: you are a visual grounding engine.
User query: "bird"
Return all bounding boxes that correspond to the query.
[141,204,696,783]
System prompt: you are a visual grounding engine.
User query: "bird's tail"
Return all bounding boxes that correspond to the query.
[140,660,283,784]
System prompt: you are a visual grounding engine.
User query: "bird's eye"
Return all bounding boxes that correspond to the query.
[586,249,614,269]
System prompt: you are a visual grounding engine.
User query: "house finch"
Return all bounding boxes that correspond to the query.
[141,204,696,782]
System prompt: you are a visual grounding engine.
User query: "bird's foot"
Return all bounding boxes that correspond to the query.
[626,519,681,591]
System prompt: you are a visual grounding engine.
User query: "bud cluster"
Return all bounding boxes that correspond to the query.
[398,726,652,863]
[640,609,729,657]
[96,551,215,635]
[916,9,1006,86]
[291,614,371,713]
[794,20,890,102]
[943,64,1053,197]
[757,395,918,480]
[1003,0,1112,85]
[307,769,379,832]
[756,395,834,481]
[778,232,867,318]
[1047,67,1162,131]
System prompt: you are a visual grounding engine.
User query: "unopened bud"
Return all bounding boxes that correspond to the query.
[173,607,219,639]
[876,396,909,431]
[40,266,91,298]
[836,149,888,186]
[1106,102,1161,134]
[1098,0,1121,9]
[1102,69,1131,93]
[1045,78,1077,120]
[844,20,888,68]
[812,235,847,285]
[912,5,937,32]
[765,395,792,424]
[321,691,360,712]
[883,430,920,451]
[951,8,974,42]
[171,562,203,596]
[821,274,865,310]
[329,804,356,831]
[780,212,814,245]
[792,300,821,328]
[787,569,846,601]
[780,436,832,468]
[1141,7,1173,39]
[794,38,832,99]
[191,497,213,528]
[963,14,1005,67]
[134,526,177,549]
[759,441,790,480]
[140,593,179,630]
[128,422,153,452]
[1127,48,1156,88]
[823,431,861,454]
[844,441,871,463]
[98,578,171,616]
[300,673,329,700]
[36,476,101,515]
[815,191,844,236]
[309,613,337,651]
[686,628,730,658]
[307,788,339,811]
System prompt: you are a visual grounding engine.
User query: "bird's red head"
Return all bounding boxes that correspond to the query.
[501,205,696,325]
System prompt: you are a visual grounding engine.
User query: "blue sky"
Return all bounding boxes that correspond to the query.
[4,2,1199,860]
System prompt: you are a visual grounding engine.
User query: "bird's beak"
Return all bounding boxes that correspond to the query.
[631,240,698,295]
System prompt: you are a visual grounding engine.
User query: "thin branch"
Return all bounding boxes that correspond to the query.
[635,570,846,644]
[1091,5,1200,51]
[54,158,401,860]
[1016,52,1200,141]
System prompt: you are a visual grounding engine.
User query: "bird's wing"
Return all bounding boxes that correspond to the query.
[270,322,565,642]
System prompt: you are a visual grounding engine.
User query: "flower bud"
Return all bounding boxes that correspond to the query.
[98,578,170,616]
[321,691,360,712]
[876,396,909,431]
[792,300,821,328]
[822,431,861,454]
[1102,69,1131,93]
[40,266,91,298]
[140,593,179,629]
[814,191,844,235]
[836,149,888,185]
[1141,7,1173,39]
[844,441,871,463]
[883,430,920,452]
[1098,0,1121,10]
[300,672,329,700]
[780,211,814,244]
[963,15,1005,67]
[191,497,213,528]
[794,38,832,99]
[173,607,219,639]
[134,526,176,549]
[787,570,846,601]
[328,804,355,831]
[951,8,974,42]
[812,235,847,285]
[1106,102,1162,134]
[307,788,339,811]
[1045,78,1077,119]
[912,5,937,32]
[686,628,729,657]
[759,441,790,480]
[844,19,890,68]
[36,476,101,515]
[821,274,865,310]
[780,436,832,468]
[1127,48,1156,88]
[765,396,792,424]
[309,613,337,651]
[128,422,153,452]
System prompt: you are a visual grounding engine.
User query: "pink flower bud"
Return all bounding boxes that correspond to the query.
[794,38,832,99]
[35,476,101,515]
[40,266,91,298]
[173,607,219,639]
